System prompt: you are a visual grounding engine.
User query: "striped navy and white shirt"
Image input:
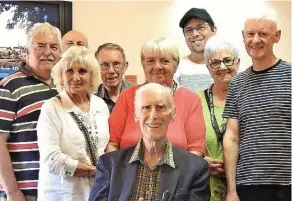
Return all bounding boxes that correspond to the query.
[0,64,57,196]
[223,59,291,186]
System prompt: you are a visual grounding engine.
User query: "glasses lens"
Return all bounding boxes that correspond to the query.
[210,60,221,68]
[184,29,192,36]
[223,58,234,66]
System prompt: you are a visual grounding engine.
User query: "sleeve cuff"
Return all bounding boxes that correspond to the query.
[64,157,78,177]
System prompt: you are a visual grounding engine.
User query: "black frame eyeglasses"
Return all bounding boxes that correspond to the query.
[183,23,210,36]
[208,58,235,69]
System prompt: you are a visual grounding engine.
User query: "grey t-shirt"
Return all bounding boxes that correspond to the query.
[174,56,213,92]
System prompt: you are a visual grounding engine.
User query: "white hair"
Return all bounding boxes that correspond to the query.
[244,6,278,29]
[134,83,175,118]
[27,22,62,52]
[51,46,101,93]
[204,35,239,62]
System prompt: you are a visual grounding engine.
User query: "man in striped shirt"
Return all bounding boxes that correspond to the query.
[0,23,61,201]
[223,7,291,201]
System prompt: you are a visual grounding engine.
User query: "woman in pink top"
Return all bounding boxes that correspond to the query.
[107,37,206,156]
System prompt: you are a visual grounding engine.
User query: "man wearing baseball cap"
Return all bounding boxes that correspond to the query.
[174,8,216,92]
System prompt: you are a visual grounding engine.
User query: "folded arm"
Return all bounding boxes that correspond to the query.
[186,96,206,157]
[37,100,94,177]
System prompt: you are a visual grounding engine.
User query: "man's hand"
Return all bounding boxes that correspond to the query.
[225,191,240,201]
[204,156,225,176]
[7,189,26,201]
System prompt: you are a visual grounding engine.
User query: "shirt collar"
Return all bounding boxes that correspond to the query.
[96,80,133,99]
[129,139,175,168]
[59,90,92,113]
[18,62,55,88]
[18,62,33,77]
[96,83,109,99]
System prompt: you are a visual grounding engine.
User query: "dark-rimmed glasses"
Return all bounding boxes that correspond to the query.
[183,23,210,36]
[208,57,235,69]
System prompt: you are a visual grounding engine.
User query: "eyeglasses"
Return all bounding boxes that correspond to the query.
[183,23,210,36]
[99,61,124,72]
[208,58,235,69]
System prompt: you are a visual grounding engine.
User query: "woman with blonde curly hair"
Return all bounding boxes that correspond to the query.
[37,46,109,201]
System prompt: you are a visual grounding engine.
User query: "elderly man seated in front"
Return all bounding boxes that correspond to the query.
[89,83,210,201]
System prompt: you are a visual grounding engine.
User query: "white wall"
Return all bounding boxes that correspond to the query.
[73,0,291,84]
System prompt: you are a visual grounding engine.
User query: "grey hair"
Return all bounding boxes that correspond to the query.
[204,36,239,62]
[134,83,175,118]
[51,46,101,93]
[244,6,278,29]
[27,22,62,52]
[95,43,126,61]
[140,37,180,67]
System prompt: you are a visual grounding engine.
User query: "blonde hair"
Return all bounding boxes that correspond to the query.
[27,22,62,52]
[140,37,180,67]
[51,46,101,93]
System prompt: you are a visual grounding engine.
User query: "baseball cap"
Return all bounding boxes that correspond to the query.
[179,8,215,28]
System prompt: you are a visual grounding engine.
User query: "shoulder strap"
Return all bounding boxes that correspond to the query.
[56,94,61,100]
[69,112,97,166]
[204,88,211,112]
[56,95,97,166]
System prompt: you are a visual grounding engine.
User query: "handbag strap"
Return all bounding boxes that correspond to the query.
[56,95,97,166]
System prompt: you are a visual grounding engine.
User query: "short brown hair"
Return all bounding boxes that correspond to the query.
[95,43,126,61]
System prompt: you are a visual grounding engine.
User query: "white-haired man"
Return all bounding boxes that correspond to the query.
[0,22,61,201]
[89,83,210,201]
[223,8,291,201]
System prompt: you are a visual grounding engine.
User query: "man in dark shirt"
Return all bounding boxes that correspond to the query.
[95,43,133,113]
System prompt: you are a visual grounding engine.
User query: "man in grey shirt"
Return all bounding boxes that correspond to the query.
[175,8,216,92]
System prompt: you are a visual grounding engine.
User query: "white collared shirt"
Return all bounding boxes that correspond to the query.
[37,90,110,201]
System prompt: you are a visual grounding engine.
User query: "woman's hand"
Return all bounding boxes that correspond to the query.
[74,163,96,177]
[88,165,96,177]
[105,142,119,153]
[204,156,225,176]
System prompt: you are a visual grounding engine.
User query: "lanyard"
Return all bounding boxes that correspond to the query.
[171,81,178,96]
[204,84,226,146]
